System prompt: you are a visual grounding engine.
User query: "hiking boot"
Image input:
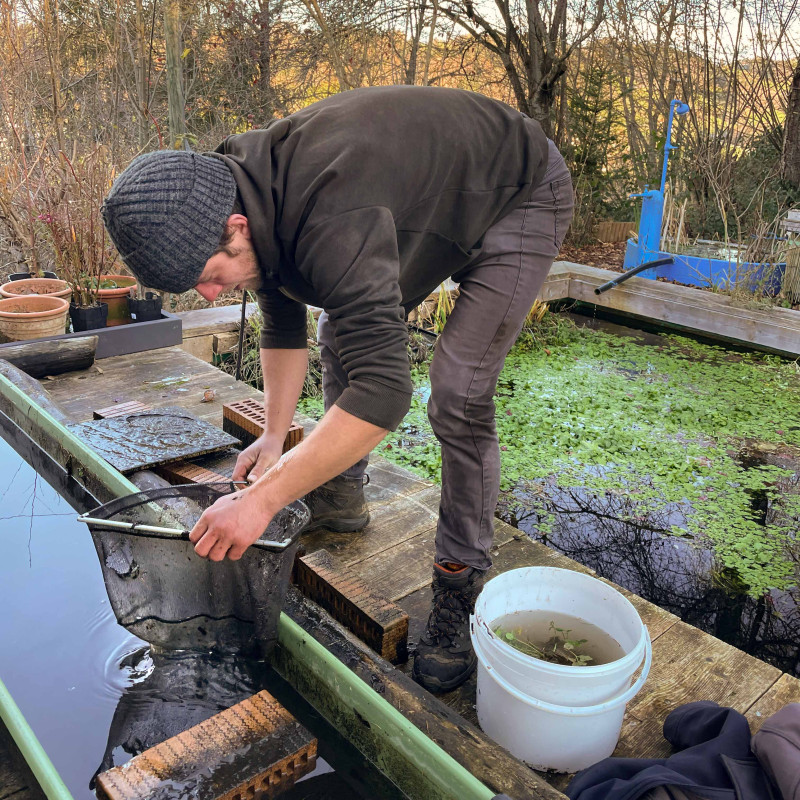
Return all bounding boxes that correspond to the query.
[412,563,485,693]
[303,474,370,533]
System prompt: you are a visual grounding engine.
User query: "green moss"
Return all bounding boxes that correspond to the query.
[312,317,800,596]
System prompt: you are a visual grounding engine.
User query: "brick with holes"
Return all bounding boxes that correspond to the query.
[295,548,409,664]
[94,690,317,800]
[223,398,304,452]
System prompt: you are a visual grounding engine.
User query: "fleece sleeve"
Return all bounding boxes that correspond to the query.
[255,284,308,349]
[294,206,412,430]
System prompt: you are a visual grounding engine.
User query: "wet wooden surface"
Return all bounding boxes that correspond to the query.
[7,343,800,798]
[0,731,40,800]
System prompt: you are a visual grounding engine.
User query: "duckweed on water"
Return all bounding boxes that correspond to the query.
[299,316,800,595]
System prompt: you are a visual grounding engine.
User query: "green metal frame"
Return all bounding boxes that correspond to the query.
[0,371,495,800]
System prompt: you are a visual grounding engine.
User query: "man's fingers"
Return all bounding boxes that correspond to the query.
[247,458,269,483]
[227,542,248,561]
[232,452,255,483]
[207,539,231,562]
[194,531,214,558]
[189,517,207,544]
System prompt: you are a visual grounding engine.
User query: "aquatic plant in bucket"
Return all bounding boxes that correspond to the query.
[470,566,651,772]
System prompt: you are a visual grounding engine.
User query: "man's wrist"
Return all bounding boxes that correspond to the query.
[244,480,284,520]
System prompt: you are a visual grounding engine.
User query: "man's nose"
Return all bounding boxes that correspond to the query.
[196,282,222,301]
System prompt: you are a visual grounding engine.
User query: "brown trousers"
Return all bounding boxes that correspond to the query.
[318,139,574,570]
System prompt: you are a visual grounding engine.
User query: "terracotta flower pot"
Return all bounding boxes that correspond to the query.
[0,295,69,342]
[97,274,138,327]
[0,277,72,304]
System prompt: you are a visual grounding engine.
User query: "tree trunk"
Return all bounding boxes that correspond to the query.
[164,0,187,149]
[783,61,800,188]
[257,0,274,119]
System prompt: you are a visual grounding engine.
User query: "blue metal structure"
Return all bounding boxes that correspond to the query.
[622,100,785,294]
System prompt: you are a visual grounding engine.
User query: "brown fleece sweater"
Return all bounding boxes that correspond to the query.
[210,85,548,430]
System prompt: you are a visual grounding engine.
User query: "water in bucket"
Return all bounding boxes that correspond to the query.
[493,610,626,667]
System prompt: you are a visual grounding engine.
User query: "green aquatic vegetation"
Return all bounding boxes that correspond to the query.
[351,319,800,596]
[495,621,594,666]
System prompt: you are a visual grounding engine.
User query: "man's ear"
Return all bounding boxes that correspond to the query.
[226,213,251,240]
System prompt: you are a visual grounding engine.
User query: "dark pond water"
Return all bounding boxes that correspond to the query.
[495,311,800,676]
[0,433,405,800]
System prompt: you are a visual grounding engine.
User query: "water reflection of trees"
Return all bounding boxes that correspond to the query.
[498,483,800,676]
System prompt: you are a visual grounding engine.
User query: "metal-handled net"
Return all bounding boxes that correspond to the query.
[83,483,310,656]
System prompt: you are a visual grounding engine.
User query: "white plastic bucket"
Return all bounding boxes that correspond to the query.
[470,567,651,772]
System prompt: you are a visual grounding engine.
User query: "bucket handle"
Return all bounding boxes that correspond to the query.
[474,631,652,717]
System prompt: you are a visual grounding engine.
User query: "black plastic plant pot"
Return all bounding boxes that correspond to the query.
[127,292,163,322]
[69,301,108,332]
[10,271,58,281]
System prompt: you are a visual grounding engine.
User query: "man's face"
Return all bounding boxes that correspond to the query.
[195,223,261,302]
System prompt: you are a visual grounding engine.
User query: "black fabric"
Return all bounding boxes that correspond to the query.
[209,86,549,430]
[566,702,779,800]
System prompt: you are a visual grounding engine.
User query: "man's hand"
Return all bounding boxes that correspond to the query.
[189,489,274,561]
[232,434,284,483]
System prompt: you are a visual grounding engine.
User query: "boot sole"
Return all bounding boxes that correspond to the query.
[411,655,477,693]
[303,514,370,534]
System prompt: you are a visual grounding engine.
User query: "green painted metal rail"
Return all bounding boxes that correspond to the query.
[0,370,496,800]
[0,676,73,800]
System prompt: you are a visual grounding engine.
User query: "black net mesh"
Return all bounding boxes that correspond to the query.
[84,483,310,656]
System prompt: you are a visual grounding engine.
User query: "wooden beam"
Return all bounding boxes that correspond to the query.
[560,261,800,357]
[0,337,97,378]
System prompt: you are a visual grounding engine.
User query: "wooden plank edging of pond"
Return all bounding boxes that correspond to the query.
[174,265,800,367]
[553,261,800,357]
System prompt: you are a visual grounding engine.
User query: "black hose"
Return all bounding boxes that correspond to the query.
[594,257,674,295]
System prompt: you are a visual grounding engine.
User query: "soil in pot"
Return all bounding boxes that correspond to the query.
[128,291,163,322]
[0,295,69,342]
[69,302,108,333]
[97,275,138,326]
[0,278,71,303]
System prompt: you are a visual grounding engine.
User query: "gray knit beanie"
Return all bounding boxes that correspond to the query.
[101,150,237,293]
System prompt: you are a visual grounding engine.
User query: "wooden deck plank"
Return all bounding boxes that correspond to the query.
[301,486,441,564]
[745,673,800,734]
[354,518,519,602]
[558,261,800,357]
[627,621,781,722]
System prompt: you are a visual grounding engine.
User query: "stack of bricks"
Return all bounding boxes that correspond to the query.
[294,549,409,664]
[95,691,317,800]
[223,398,304,451]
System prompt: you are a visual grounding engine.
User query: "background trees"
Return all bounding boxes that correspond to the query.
[0,0,798,277]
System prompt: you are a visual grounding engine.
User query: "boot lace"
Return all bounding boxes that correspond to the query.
[423,584,473,648]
